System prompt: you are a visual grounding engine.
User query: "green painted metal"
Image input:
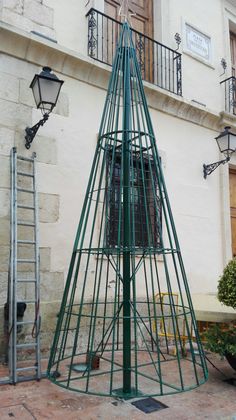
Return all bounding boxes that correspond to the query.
[48,22,208,397]
[123,32,132,394]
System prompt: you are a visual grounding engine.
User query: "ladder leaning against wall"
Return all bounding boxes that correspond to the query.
[7,147,41,384]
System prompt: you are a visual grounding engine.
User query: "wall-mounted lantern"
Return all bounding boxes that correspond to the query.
[203,126,236,178]
[25,66,64,149]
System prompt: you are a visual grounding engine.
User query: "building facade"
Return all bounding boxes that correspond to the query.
[1,0,236,358]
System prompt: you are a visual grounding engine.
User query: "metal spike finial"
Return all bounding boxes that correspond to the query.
[119,0,135,24]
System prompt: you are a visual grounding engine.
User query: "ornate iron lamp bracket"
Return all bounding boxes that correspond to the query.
[203,156,230,179]
[25,113,49,149]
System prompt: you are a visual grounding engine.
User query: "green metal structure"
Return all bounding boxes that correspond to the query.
[48,22,208,398]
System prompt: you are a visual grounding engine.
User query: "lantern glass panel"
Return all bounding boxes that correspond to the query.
[38,77,62,112]
[216,134,229,155]
[31,77,41,108]
[229,134,236,153]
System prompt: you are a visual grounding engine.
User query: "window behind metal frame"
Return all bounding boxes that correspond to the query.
[106,152,162,248]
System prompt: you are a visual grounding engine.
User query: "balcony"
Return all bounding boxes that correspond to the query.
[86,8,182,96]
[221,76,236,115]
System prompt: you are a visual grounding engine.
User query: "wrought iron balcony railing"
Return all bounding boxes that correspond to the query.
[220,76,236,115]
[86,8,182,96]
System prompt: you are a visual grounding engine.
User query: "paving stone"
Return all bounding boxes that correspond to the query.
[0,354,235,419]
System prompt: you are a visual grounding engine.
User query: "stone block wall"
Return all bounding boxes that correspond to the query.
[0,51,70,361]
[0,0,233,367]
[0,0,56,40]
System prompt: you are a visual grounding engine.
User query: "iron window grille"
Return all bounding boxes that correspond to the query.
[86,8,182,96]
[106,151,162,249]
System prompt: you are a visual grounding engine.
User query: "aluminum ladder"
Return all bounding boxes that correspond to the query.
[8,147,41,383]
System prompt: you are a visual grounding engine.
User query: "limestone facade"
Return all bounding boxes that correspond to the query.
[0,0,236,358]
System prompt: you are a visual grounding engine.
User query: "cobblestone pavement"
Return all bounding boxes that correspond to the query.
[0,354,235,419]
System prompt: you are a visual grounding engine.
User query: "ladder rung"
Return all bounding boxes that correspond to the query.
[16,343,37,349]
[17,259,36,263]
[17,279,36,283]
[17,155,34,162]
[16,366,37,372]
[17,187,34,194]
[17,320,35,325]
[18,204,35,210]
[17,240,36,244]
[17,221,35,226]
[17,171,34,178]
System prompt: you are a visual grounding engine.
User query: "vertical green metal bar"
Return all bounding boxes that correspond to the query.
[132,72,185,390]
[131,38,184,392]
[109,82,123,393]
[122,26,131,394]
[130,70,138,394]
[67,132,112,388]
[130,41,163,389]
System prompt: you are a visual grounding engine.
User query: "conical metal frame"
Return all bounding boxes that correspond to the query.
[48,23,208,398]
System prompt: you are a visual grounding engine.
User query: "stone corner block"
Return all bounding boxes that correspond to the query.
[0,156,10,189]
[33,136,57,165]
[39,193,60,223]
[0,99,32,131]
[0,217,10,245]
[0,272,8,306]
[0,190,10,218]
[54,92,69,117]
[39,247,51,272]
[3,1,24,14]
[14,131,58,164]
[0,246,10,273]
[0,127,15,155]
[19,78,35,107]
[0,72,19,103]
[40,271,64,301]
[24,0,54,29]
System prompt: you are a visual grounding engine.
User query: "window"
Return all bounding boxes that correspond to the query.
[230,31,236,76]
[106,152,162,248]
